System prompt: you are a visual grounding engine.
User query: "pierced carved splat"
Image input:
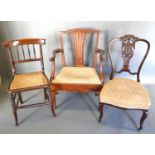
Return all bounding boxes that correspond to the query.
[120,35,139,71]
[109,34,150,82]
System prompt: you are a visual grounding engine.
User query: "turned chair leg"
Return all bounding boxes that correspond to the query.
[18,92,23,104]
[50,90,56,117]
[98,102,104,122]
[138,110,148,131]
[9,92,18,126]
[44,88,48,100]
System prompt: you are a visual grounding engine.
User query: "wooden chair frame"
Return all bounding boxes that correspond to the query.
[98,35,150,130]
[50,28,104,115]
[2,38,55,126]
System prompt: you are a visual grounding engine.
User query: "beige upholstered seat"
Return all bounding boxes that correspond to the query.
[100,78,151,110]
[10,72,48,91]
[52,67,102,85]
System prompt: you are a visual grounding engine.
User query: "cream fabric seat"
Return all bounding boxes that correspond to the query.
[10,72,48,91]
[100,78,151,110]
[52,67,102,85]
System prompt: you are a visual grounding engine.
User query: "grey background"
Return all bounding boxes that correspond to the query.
[0,21,155,83]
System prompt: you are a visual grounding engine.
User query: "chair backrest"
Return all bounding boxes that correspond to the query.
[59,28,99,67]
[108,35,150,82]
[2,38,46,75]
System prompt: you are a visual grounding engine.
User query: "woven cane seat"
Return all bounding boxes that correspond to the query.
[52,67,102,85]
[10,72,48,91]
[100,78,151,110]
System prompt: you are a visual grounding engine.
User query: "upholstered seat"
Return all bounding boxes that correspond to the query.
[10,72,48,91]
[52,67,102,85]
[100,78,151,110]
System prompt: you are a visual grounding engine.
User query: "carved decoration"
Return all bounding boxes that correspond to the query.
[70,31,86,66]
[120,35,139,71]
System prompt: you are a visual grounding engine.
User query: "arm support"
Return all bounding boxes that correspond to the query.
[49,48,65,81]
[96,49,104,83]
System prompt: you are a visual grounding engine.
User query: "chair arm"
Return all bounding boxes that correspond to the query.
[96,49,105,83]
[49,48,65,81]
[49,48,64,61]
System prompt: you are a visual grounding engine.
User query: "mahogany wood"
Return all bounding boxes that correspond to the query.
[50,28,104,115]
[99,35,150,130]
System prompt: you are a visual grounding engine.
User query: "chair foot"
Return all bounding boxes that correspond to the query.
[10,92,18,126]
[98,102,103,122]
[138,110,148,131]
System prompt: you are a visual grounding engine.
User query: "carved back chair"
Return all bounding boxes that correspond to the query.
[99,35,151,130]
[3,38,54,126]
[50,28,104,115]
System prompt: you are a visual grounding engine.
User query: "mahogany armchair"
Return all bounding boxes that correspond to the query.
[2,38,54,126]
[98,35,151,130]
[50,28,104,116]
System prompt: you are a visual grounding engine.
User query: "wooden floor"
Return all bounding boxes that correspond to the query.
[0,81,155,134]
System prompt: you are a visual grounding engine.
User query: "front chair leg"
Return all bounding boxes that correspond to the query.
[50,90,56,117]
[9,92,18,126]
[98,102,104,122]
[138,110,148,131]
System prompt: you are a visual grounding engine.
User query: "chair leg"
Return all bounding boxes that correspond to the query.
[98,102,104,122]
[50,90,56,117]
[44,88,48,100]
[9,92,18,126]
[18,92,23,104]
[138,110,148,131]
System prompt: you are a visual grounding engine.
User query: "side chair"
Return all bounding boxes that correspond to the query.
[2,38,55,126]
[98,35,151,130]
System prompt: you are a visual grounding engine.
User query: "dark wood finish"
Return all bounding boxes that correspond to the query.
[50,28,104,115]
[99,35,150,130]
[109,35,150,82]
[138,110,148,130]
[2,38,55,126]
[98,102,103,122]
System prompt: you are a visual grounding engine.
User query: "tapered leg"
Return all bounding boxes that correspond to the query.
[9,92,18,126]
[138,110,148,131]
[18,92,23,104]
[44,88,48,100]
[49,89,56,117]
[98,102,104,122]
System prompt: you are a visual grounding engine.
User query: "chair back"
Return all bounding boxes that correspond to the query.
[3,38,46,75]
[108,35,150,82]
[59,28,99,67]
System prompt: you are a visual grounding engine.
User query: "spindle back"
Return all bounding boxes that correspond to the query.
[3,38,46,75]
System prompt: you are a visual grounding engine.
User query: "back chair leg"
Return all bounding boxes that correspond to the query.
[98,102,104,122]
[138,110,148,131]
[44,88,48,100]
[18,92,23,104]
[9,92,18,126]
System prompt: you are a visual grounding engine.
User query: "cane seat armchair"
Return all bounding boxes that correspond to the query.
[3,38,55,126]
[50,28,104,115]
[98,35,151,130]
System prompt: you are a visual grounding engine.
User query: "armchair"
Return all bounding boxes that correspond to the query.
[49,28,104,116]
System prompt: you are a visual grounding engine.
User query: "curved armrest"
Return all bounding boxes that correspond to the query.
[96,48,104,83]
[49,48,64,61]
[49,48,65,81]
